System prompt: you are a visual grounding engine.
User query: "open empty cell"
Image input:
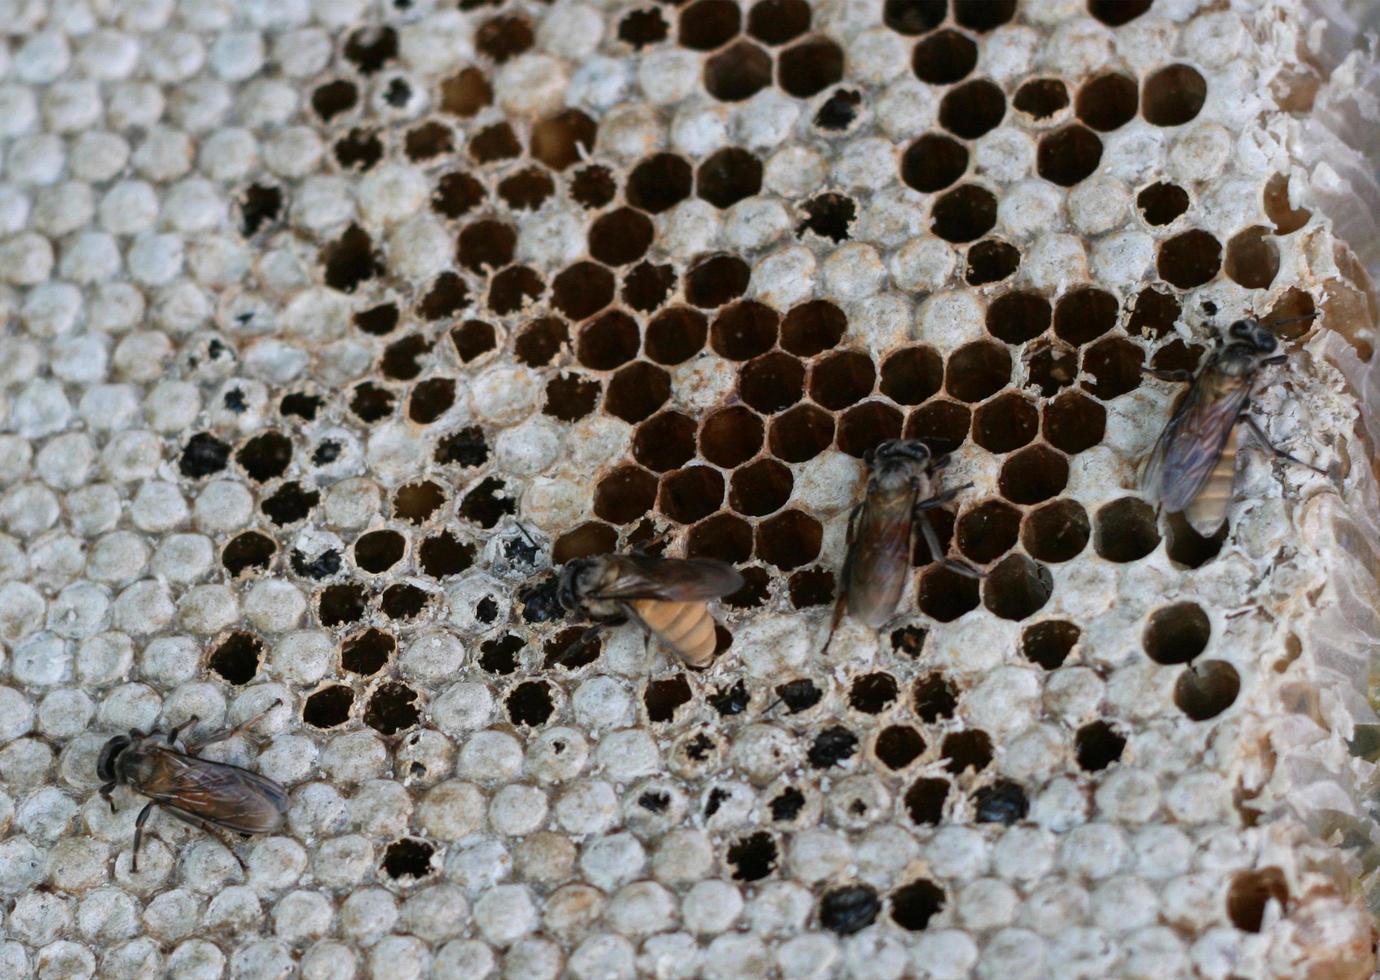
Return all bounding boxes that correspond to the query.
[740,352,806,413]
[945,340,1010,402]
[955,499,1021,564]
[1021,498,1090,563]
[701,405,766,467]
[837,401,904,458]
[972,392,1038,453]
[1041,390,1106,454]
[593,465,658,524]
[755,510,822,569]
[605,362,671,423]
[659,466,726,524]
[729,459,793,517]
[880,346,944,405]
[711,301,779,360]
[905,401,970,456]
[769,404,835,462]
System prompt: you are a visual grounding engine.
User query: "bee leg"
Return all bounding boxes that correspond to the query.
[100,781,117,813]
[131,802,155,873]
[820,597,847,656]
[1241,414,1328,476]
[165,715,200,745]
[1141,366,1195,383]
[915,484,971,511]
[183,700,282,753]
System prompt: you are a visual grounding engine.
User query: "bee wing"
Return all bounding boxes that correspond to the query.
[143,747,288,833]
[842,489,915,627]
[1142,375,1249,514]
[591,554,744,602]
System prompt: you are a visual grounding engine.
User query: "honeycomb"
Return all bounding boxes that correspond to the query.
[0,1,1376,978]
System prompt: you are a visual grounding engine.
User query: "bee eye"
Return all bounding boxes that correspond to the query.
[1228,320,1251,339]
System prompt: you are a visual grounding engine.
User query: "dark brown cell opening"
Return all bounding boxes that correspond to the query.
[627,153,694,214]
[781,300,847,356]
[1264,288,1317,341]
[507,680,555,727]
[589,208,654,267]
[576,311,640,370]
[838,401,904,459]
[209,632,262,685]
[262,482,320,525]
[705,40,773,102]
[606,361,671,424]
[978,780,1030,823]
[931,184,998,243]
[344,25,397,73]
[1094,497,1161,562]
[698,147,763,209]
[953,0,1014,30]
[1021,498,1090,564]
[435,426,488,470]
[778,36,844,98]
[945,340,1010,403]
[914,672,957,722]
[905,400,970,456]
[687,512,754,563]
[419,531,476,578]
[1088,0,1152,25]
[942,729,993,774]
[769,404,834,462]
[725,564,771,609]
[748,0,811,45]
[904,777,949,825]
[405,121,454,162]
[939,79,1005,139]
[236,432,291,483]
[1075,720,1125,772]
[808,725,859,769]
[354,304,398,337]
[1144,602,1210,665]
[594,466,659,525]
[530,109,596,171]
[1137,181,1189,226]
[1158,229,1223,289]
[999,445,1069,504]
[410,378,456,424]
[323,224,381,293]
[987,291,1051,345]
[553,262,615,322]
[711,301,779,361]
[755,509,822,570]
[1165,511,1227,569]
[514,318,569,369]
[645,307,709,365]
[312,79,357,122]
[890,625,927,658]
[700,405,766,467]
[1053,287,1119,346]
[1042,391,1105,455]
[876,726,925,770]
[891,879,945,932]
[479,634,523,675]
[552,522,618,564]
[469,122,521,164]
[439,67,490,117]
[740,352,806,414]
[797,192,856,243]
[954,499,1020,565]
[365,681,420,735]
[354,530,405,574]
[679,0,741,50]
[1075,73,1138,132]
[476,14,533,62]
[659,466,725,524]
[1082,337,1144,400]
[810,350,876,410]
[623,262,675,313]
[381,335,430,382]
[343,628,395,676]
[223,531,275,577]
[730,459,793,518]
[1129,287,1181,339]
[1022,619,1080,670]
[1150,339,1206,375]
[1037,124,1103,187]
[1175,660,1240,721]
[383,587,429,622]
[918,565,980,622]
[459,478,515,529]
[1013,78,1069,120]
[335,130,382,172]
[432,171,484,220]
[1223,225,1279,290]
[303,685,353,728]
[545,626,602,671]
[634,412,698,473]
[393,481,444,524]
[788,567,833,608]
[911,29,978,86]
[1263,173,1311,235]
[880,346,943,406]
[983,554,1053,621]
[972,392,1038,453]
[849,672,899,714]
[571,165,617,209]
[884,0,945,35]
[1142,64,1208,127]
[1227,867,1290,933]
[645,674,694,723]
[894,134,971,196]
[498,167,555,211]
[727,831,778,882]
[686,254,751,309]
[966,240,1020,286]
[1025,341,1079,398]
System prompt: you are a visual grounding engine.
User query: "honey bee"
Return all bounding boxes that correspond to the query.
[97,703,289,871]
[558,553,744,668]
[1141,318,1325,536]
[824,439,975,652]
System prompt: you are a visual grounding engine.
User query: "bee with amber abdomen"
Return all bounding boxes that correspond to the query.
[97,704,288,871]
[558,553,744,668]
[824,439,976,652]
[1141,318,1325,536]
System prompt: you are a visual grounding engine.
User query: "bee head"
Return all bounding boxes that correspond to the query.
[557,558,598,615]
[1224,318,1277,355]
[866,439,931,470]
[96,735,133,782]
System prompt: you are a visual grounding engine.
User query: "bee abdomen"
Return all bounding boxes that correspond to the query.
[633,599,717,667]
[1184,433,1238,535]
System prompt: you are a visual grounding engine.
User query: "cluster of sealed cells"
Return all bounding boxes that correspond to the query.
[161,0,1302,919]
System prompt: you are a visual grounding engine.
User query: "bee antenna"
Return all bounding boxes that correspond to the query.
[1266,312,1318,330]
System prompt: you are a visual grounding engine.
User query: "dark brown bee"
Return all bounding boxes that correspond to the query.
[1142,318,1325,536]
[97,703,288,871]
[558,553,744,668]
[825,439,975,652]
